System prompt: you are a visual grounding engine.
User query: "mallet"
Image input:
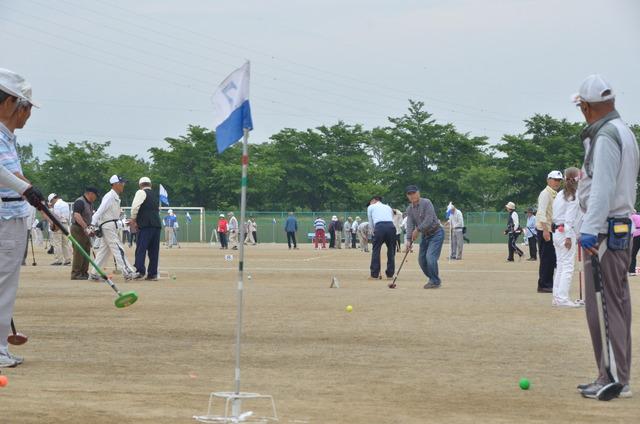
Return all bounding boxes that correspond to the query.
[589,249,623,400]
[29,231,37,266]
[388,242,412,289]
[39,205,138,308]
[7,319,28,345]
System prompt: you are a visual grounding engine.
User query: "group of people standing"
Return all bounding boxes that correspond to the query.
[216,213,257,250]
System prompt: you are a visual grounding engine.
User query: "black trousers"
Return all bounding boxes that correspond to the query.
[370,222,397,278]
[286,231,297,248]
[629,235,640,273]
[329,229,336,248]
[528,236,537,259]
[537,229,556,289]
[351,233,357,248]
[218,232,228,248]
[507,232,523,260]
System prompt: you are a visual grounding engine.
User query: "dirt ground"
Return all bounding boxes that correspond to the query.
[2,242,639,423]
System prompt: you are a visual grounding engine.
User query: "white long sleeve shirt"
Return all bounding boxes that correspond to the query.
[510,211,520,231]
[130,189,147,219]
[552,189,579,238]
[91,189,121,226]
[53,199,71,223]
[449,209,464,229]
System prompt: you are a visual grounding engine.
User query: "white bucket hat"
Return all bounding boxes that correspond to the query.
[505,202,516,210]
[0,68,39,107]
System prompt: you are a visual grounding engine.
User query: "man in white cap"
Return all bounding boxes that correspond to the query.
[227,211,239,250]
[129,177,162,280]
[573,75,639,399]
[0,68,46,368]
[216,213,228,249]
[163,209,177,248]
[504,201,524,261]
[535,170,563,293]
[47,193,72,266]
[89,175,138,280]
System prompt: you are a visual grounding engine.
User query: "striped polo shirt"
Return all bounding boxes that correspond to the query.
[314,218,326,230]
[0,123,29,219]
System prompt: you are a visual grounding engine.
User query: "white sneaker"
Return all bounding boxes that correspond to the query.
[553,300,582,308]
[0,354,18,368]
[620,385,633,398]
[628,273,637,277]
[88,274,101,281]
[124,272,141,281]
[6,352,23,365]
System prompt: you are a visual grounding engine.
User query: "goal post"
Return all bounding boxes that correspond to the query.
[120,206,206,243]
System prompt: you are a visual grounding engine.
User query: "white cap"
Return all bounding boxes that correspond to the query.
[138,176,151,184]
[47,193,57,203]
[168,209,173,214]
[572,74,615,104]
[505,201,516,210]
[0,68,39,107]
[547,170,563,180]
[219,214,224,217]
[332,215,338,221]
[109,175,127,184]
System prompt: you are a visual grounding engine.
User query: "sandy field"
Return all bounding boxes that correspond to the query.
[2,242,639,423]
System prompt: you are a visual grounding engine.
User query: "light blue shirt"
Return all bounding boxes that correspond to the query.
[0,122,29,219]
[367,201,394,226]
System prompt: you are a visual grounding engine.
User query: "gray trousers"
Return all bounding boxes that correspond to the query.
[583,241,632,385]
[0,217,28,354]
[451,228,464,259]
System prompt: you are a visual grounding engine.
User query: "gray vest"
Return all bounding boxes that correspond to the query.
[71,196,93,226]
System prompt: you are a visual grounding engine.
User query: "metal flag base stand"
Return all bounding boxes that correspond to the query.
[193,392,278,423]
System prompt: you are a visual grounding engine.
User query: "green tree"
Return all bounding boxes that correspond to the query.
[374,100,490,213]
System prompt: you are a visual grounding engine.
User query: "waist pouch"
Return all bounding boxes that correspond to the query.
[607,217,631,251]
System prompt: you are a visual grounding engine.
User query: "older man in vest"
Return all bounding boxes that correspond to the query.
[70,187,98,280]
[130,177,162,281]
[574,75,639,400]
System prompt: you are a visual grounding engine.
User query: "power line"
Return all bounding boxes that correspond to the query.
[45,0,527,123]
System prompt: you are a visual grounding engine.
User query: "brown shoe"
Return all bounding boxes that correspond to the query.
[367,275,382,280]
[537,287,553,293]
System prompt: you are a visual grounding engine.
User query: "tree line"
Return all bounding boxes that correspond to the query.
[19,100,640,213]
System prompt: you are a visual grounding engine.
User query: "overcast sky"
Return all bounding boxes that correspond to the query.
[2,0,639,160]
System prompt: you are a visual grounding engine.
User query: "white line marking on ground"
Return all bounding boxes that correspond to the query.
[163,266,537,273]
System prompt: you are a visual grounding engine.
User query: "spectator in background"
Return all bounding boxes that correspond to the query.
[48,193,72,265]
[351,216,361,248]
[344,217,353,249]
[217,214,228,249]
[250,217,258,244]
[284,212,298,249]
[328,216,338,248]
[163,209,177,248]
[357,221,372,253]
[536,171,563,293]
[505,202,524,262]
[313,215,327,249]
[629,210,640,277]
[392,209,403,252]
[228,212,239,250]
[448,203,464,260]
[334,216,343,249]
[524,208,538,261]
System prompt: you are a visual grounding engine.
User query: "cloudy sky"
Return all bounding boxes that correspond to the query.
[2,0,639,159]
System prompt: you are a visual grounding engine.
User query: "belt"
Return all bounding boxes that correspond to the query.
[1,197,23,202]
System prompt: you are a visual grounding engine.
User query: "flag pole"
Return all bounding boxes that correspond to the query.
[233,128,250,415]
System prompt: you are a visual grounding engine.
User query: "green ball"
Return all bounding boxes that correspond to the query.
[519,378,530,390]
[171,275,176,280]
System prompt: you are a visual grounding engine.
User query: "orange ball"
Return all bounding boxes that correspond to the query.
[0,375,8,387]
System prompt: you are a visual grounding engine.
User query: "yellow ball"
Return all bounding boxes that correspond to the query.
[346,305,353,312]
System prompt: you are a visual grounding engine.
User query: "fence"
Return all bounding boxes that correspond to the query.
[117,209,525,244]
